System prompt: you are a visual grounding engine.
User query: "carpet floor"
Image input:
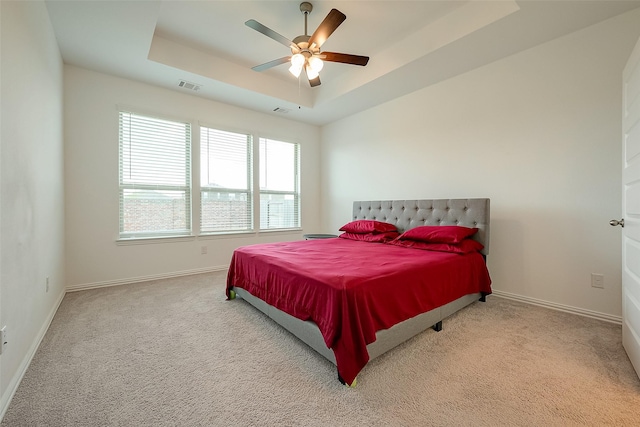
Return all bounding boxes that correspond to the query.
[2,271,640,426]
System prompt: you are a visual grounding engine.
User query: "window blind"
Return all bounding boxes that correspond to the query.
[259,138,300,230]
[200,127,252,233]
[119,111,191,238]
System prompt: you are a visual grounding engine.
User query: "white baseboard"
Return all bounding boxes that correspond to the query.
[66,265,229,293]
[0,289,66,422]
[491,289,622,325]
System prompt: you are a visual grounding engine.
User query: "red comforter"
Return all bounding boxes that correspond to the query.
[226,238,491,385]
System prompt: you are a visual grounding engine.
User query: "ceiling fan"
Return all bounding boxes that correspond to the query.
[245,2,369,87]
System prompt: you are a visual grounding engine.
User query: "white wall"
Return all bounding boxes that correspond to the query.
[64,66,321,289]
[321,9,640,319]
[0,0,65,416]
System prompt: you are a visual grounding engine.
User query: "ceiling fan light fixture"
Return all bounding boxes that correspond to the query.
[306,64,320,80]
[308,56,324,73]
[291,53,305,67]
[289,64,303,78]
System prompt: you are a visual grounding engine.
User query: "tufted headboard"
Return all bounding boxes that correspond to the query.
[352,199,490,256]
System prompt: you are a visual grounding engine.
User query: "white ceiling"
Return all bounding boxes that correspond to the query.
[45,0,640,125]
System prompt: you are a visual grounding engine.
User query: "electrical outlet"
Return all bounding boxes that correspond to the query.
[591,273,604,289]
[46,276,50,293]
[0,326,7,355]
[201,246,207,255]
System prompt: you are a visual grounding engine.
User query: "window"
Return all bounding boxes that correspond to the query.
[119,112,191,238]
[200,127,252,233]
[118,111,301,240]
[259,138,300,230]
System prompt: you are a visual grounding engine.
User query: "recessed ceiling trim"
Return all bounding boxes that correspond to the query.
[148,33,314,108]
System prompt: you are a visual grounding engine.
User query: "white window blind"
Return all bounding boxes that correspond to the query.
[119,111,191,238]
[200,127,252,233]
[259,138,300,230]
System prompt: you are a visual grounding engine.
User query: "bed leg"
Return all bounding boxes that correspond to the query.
[337,372,357,388]
[432,321,442,332]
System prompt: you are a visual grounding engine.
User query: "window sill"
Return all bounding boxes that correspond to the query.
[199,228,303,239]
[117,228,303,245]
[198,231,256,240]
[258,228,303,236]
[116,235,196,245]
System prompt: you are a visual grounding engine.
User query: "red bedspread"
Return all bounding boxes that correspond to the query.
[226,238,492,385]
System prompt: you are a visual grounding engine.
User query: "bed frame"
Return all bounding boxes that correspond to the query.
[233,198,490,381]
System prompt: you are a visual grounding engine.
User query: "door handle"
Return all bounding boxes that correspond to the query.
[609,219,625,227]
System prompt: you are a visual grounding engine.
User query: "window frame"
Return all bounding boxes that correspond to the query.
[258,137,301,231]
[117,109,303,243]
[118,110,193,240]
[199,125,254,235]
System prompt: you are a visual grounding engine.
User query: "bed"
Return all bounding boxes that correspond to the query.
[226,198,491,386]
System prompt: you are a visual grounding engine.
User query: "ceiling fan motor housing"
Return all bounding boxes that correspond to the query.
[292,35,319,59]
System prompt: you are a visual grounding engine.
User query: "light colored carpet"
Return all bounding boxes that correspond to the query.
[2,271,640,426]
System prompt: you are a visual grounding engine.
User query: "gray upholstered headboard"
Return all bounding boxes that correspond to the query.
[352,199,490,256]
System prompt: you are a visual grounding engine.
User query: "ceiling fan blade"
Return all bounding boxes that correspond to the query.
[308,9,346,49]
[321,52,369,66]
[252,56,291,72]
[245,19,296,49]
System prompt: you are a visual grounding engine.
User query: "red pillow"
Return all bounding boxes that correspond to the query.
[387,238,484,254]
[398,225,478,243]
[339,220,397,234]
[339,231,399,243]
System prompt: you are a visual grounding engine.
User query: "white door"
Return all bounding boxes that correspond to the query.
[620,34,640,379]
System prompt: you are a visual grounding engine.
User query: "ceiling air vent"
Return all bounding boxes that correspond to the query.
[178,80,201,91]
[273,107,290,114]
